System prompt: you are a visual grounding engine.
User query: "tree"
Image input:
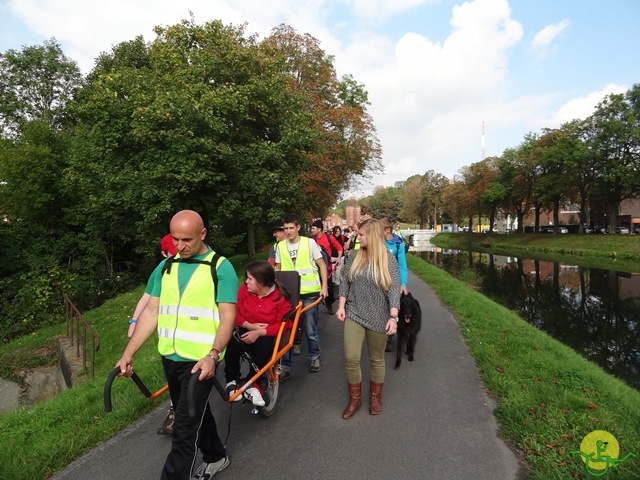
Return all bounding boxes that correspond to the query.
[263,25,383,217]
[364,185,403,220]
[0,39,82,137]
[564,119,593,232]
[463,157,500,230]
[67,19,383,266]
[400,170,448,228]
[498,134,538,233]
[534,126,578,232]
[589,89,640,230]
[0,121,70,224]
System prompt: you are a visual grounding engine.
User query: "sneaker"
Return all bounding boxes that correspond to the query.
[225,381,242,402]
[309,358,321,373]
[327,305,334,315]
[192,457,230,480]
[156,407,175,435]
[280,370,292,382]
[243,385,266,406]
[293,344,301,355]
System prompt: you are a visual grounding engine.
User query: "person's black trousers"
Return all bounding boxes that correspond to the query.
[160,357,226,480]
[224,331,275,388]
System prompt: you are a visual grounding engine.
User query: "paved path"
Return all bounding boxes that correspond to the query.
[52,272,522,480]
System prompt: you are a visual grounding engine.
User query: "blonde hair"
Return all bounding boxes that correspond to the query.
[348,218,392,291]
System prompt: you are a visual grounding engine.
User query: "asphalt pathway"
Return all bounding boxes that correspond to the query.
[52,272,522,480]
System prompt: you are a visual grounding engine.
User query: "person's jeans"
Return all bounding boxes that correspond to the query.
[281,295,321,371]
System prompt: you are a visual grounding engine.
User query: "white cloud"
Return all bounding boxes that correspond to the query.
[344,0,430,20]
[6,0,336,72]
[545,83,628,126]
[344,0,525,190]
[530,19,569,59]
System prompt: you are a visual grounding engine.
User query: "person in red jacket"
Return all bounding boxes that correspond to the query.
[224,259,292,405]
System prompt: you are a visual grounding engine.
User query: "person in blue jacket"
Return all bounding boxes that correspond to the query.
[380,218,408,352]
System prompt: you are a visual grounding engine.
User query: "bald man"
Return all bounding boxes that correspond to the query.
[115,210,237,480]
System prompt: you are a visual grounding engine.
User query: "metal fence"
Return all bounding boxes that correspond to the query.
[64,295,101,378]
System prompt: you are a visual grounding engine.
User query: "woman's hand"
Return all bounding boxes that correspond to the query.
[241,328,265,344]
[385,318,397,335]
[336,306,346,322]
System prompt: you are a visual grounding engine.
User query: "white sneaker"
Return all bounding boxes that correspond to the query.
[243,386,265,406]
[225,381,242,402]
[192,456,230,480]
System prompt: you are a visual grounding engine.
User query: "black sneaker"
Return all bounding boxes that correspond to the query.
[280,370,292,382]
[157,407,175,435]
[309,358,321,372]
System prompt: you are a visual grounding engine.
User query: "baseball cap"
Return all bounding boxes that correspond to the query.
[272,219,284,231]
[311,219,324,229]
[160,234,177,255]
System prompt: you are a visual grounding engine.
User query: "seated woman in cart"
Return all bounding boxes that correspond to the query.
[224,259,292,405]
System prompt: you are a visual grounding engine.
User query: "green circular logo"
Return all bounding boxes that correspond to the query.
[571,430,636,476]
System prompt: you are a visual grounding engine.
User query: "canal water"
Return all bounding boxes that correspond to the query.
[412,246,640,391]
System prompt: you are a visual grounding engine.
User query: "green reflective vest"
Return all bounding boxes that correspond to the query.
[277,237,321,295]
[157,251,225,361]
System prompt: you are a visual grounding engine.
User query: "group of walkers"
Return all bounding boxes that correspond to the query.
[117,210,409,480]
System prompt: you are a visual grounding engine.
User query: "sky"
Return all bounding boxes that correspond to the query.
[1,0,639,197]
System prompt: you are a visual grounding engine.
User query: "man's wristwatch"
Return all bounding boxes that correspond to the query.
[206,351,219,365]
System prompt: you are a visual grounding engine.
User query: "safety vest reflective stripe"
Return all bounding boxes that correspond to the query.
[158,304,219,321]
[296,268,315,275]
[157,327,216,346]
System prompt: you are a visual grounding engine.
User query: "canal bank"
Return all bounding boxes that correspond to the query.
[407,255,640,479]
[432,231,640,271]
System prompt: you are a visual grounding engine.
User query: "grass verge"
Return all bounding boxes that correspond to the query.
[406,254,640,479]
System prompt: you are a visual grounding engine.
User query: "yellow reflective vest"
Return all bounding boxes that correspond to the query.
[157,251,225,361]
[277,237,321,295]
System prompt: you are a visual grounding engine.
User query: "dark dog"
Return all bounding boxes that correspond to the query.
[394,292,422,369]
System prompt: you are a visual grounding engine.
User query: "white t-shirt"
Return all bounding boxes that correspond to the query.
[275,236,323,266]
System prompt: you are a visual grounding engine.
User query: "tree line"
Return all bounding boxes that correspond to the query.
[0,19,382,341]
[347,84,640,235]
[2,17,638,342]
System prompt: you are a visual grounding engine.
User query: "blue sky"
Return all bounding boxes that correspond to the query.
[1,0,639,197]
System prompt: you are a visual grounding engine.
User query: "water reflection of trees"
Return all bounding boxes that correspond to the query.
[417,250,640,390]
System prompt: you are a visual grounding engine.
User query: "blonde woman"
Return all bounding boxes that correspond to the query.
[336,218,401,419]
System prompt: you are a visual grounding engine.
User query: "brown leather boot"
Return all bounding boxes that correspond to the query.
[342,383,362,419]
[369,381,384,415]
